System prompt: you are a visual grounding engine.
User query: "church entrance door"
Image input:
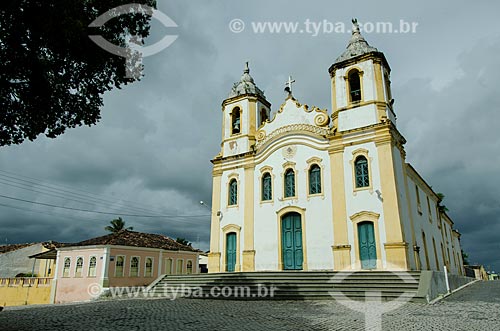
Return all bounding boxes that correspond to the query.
[226,232,237,272]
[358,221,377,269]
[281,212,303,270]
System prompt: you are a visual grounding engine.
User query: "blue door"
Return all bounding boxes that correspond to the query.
[358,222,377,269]
[226,232,237,272]
[282,213,303,270]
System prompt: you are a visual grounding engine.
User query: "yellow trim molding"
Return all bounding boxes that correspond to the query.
[305,157,325,200]
[350,148,373,195]
[281,161,298,201]
[226,173,240,209]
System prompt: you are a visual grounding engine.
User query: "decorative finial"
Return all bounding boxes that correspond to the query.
[352,18,360,34]
[244,61,250,74]
[284,75,295,97]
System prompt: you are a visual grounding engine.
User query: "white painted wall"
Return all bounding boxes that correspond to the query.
[338,104,378,131]
[253,142,333,271]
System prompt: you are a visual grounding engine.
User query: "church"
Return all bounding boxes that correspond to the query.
[207,20,464,274]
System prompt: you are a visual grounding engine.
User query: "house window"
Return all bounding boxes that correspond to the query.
[145,258,153,277]
[348,69,362,103]
[415,185,422,213]
[284,168,295,198]
[384,72,392,102]
[259,108,268,126]
[355,156,369,188]
[309,164,321,195]
[176,259,184,274]
[231,107,241,134]
[186,260,193,274]
[115,256,124,277]
[63,258,71,277]
[88,257,97,277]
[427,196,432,221]
[75,257,83,277]
[228,179,238,206]
[261,172,272,201]
[130,257,139,277]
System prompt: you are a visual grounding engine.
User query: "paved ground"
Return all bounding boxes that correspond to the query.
[1,281,499,331]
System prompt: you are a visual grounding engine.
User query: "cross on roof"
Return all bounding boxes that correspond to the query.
[285,75,296,95]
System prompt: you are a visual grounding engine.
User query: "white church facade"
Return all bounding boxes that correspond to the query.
[208,20,464,274]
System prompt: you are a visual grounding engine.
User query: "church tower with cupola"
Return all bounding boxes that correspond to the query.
[219,62,271,158]
[329,19,396,132]
[208,19,464,277]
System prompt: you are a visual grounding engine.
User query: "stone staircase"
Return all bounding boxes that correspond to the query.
[147,271,424,302]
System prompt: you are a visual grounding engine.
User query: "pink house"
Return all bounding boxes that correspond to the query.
[41,231,200,303]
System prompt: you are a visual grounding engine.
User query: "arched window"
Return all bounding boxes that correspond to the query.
[231,107,241,134]
[228,179,238,205]
[75,257,83,277]
[130,257,139,277]
[259,108,268,126]
[348,70,362,102]
[115,256,124,277]
[284,169,295,198]
[63,258,71,277]
[261,172,272,201]
[145,258,153,277]
[186,260,193,274]
[309,165,321,195]
[355,156,369,188]
[88,256,97,277]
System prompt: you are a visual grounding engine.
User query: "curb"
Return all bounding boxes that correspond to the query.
[429,279,479,304]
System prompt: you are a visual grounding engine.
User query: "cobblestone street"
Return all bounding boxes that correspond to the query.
[1,281,499,331]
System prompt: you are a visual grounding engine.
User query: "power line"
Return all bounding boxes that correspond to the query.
[0,169,186,215]
[0,201,209,227]
[0,193,210,219]
[0,178,166,216]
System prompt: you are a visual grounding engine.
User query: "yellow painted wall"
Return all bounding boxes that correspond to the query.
[0,278,52,307]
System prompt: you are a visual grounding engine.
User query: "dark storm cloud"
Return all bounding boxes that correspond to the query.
[1,0,499,268]
[397,39,500,271]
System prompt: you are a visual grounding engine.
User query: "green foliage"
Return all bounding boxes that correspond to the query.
[176,238,191,246]
[0,0,156,146]
[462,250,470,265]
[15,272,38,277]
[105,217,133,233]
[436,192,449,213]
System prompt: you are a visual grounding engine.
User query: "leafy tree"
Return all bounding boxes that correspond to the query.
[176,237,191,246]
[0,0,156,146]
[436,192,449,213]
[105,217,133,233]
[461,250,470,265]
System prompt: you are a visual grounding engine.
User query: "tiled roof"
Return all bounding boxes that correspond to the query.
[0,243,36,254]
[0,241,67,254]
[67,230,198,252]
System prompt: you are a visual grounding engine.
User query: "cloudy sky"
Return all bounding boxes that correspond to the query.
[1,0,499,271]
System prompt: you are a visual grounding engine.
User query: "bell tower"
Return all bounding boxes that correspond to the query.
[329,19,396,132]
[220,63,271,158]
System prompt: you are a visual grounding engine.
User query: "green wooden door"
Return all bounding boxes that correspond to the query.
[358,222,377,269]
[226,232,237,272]
[282,213,303,270]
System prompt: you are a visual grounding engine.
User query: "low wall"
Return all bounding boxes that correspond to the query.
[416,271,476,302]
[0,278,52,307]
